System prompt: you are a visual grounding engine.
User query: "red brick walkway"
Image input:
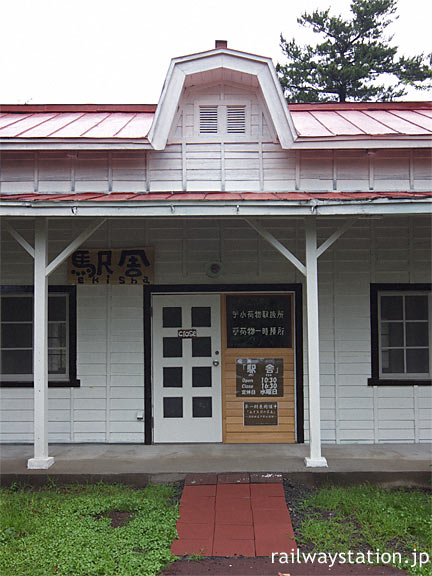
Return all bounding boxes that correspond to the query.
[171,473,297,558]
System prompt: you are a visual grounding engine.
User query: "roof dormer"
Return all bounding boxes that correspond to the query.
[148,41,297,150]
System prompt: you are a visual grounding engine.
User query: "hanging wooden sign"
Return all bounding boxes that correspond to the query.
[68,247,154,285]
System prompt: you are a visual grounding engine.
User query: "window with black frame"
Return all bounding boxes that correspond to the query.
[369,285,431,386]
[0,286,79,387]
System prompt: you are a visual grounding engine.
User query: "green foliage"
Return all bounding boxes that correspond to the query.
[277,0,432,101]
[0,482,179,576]
[297,484,432,576]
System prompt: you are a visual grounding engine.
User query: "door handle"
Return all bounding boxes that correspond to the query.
[213,360,220,367]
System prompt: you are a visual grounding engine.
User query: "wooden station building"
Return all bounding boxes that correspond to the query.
[0,42,431,469]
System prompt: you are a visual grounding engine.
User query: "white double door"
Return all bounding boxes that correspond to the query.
[153,294,222,443]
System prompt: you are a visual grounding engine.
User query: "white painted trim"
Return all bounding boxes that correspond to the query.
[45,219,106,277]
[28,217,53,469]
[1,200,430,218]
[291,138,432,150]
[148,65,186,150]
[0,141,152,150]
[305,217,327,467]
[317,218,357,258]
[4,221,35,258]
[245,218,306,276]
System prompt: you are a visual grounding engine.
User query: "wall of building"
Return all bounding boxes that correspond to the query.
[0,147,431,195]
[1,215,430,444]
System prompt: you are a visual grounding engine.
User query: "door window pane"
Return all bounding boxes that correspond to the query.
[382,349,404,373]
[380,296,403,320]
[1,297,33,321]
[163,337,182,358]
[192,307,211,327]
[192,366,212,387]
[192,337,211,357]
[1,324,32,348]
[380,323,403,347]
[193,397,212,418]
[1,350,32,374]
[163,307,182,328]
[163,367,182,388]
[406,349,429,374]
[406,323,429,347]
[405,295,428,320]
[163,397,183,418]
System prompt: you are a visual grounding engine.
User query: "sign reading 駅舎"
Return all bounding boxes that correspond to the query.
[236,358,283,397]
[68,248,154,285]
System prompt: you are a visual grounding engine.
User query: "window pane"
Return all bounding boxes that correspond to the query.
[48,296,67,321]
[382,349,404,374]
[406,349,429,374]
[1,350,32,374]
[193,397,212,418]
[192,366,212,387]
[163,397,183,418]
[192,337,211,357]
[163,337,182,358]
[163,367,182,388]
[191,307,211,327]
[48,324,67,348]
[406,323,429,347]
[405,295,428,320]
[380,296,403,320]
[163,307,182,328]
[1,297,32,321]
[1,324,32,348]
[48,351,66,374]
[380,322,403,347]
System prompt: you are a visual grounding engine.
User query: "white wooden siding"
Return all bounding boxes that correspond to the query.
[0,216,431,444]
[1,148,431,195]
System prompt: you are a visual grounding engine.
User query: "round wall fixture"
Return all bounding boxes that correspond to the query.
[206,262,223,278]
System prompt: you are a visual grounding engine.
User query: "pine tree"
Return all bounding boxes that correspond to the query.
[276,0,432,102]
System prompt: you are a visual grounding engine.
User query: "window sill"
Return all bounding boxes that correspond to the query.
[0,379,81,388]
[368,378,431,386]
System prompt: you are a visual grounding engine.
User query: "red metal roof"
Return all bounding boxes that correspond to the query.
[0,102,430,139]
[1,191,430,203]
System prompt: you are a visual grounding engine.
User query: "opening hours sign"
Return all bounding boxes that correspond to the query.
[68,248,154,285]
[236,358,283,397]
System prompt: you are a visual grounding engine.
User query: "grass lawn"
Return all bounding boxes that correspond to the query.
[0,481,179,576]
[296,484,432,576]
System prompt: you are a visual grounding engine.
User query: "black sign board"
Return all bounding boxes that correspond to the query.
[236,358,283,397]
[244,402,278,426]
[226,295,292,348]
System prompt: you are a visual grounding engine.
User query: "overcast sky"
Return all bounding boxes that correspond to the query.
[1,0,431,104]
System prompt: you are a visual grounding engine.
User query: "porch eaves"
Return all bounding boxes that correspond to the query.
[1,191,431,217]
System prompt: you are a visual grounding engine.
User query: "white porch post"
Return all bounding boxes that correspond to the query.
[27,218,54,469]
[304,217,327,467]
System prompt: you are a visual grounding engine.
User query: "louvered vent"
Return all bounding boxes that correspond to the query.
[199,106,218,133]
[227,105,246,133]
